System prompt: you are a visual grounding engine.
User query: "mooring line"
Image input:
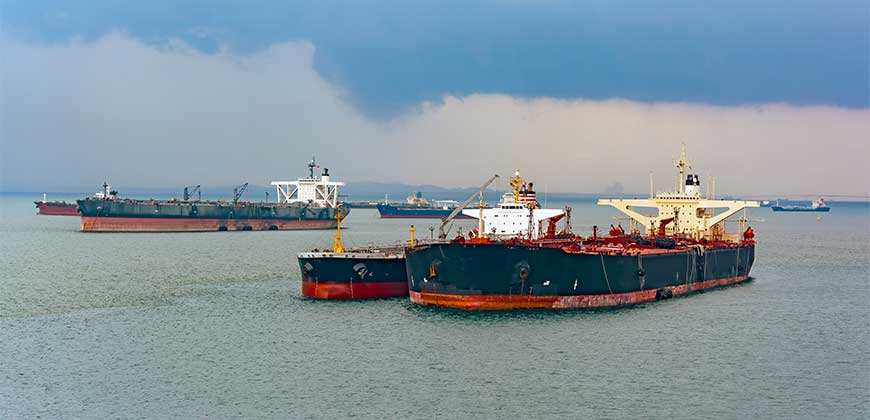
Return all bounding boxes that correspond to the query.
[600,253,613,294]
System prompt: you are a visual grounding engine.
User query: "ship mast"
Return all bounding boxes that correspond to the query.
[332,205,344,253]
[509,170,523,203]
[649,171,654,198]
[308,156,317,179]
[673,143,690,194]
[477,192,485,236]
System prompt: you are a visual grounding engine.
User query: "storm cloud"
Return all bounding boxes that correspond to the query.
[2,33,868,196]
[2,0,867,119]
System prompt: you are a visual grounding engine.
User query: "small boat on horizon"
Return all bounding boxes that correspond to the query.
[376,191,480,219]
[771,198,830,212]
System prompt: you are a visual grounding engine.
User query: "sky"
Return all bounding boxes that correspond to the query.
[1,0,868,197]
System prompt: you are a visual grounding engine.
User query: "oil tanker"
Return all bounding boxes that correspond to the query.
[77,159,348,232]
[35,194,78,216]
[406,146,760,310]
[376,192,476,219]
[771,198,830,212]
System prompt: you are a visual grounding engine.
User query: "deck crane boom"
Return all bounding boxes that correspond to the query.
[183,185,201,201]
[233,182,249,204]
[438,174,499,240]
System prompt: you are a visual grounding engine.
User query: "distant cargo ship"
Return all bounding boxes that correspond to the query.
[77,159,348,232]
[35,194,78,216]
[376,191,478,219]
[771,198,830,212]
[406,145,760,310]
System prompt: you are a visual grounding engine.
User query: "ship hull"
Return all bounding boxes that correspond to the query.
[376,204,473,219]
[343,202,380,209]
[379,214,468,219]
[405,242,754,310]
[77,199,345,232]
[298,252,408,299]
[771,206,830,212]
[81,216,336,232]
[35,202,79,216]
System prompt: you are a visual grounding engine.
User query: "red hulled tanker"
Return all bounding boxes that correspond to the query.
[35,200,79,216]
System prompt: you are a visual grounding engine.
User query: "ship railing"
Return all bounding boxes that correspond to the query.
[345,238,450,253]
[721,233,742,243]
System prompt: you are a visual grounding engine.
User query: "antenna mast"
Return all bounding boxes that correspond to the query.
[673,143,690,194]
[649,171,654,198]
[308,156,318,179]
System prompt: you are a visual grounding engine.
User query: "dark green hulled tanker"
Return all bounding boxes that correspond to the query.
[78,162,347,232]
[406,146,761,310]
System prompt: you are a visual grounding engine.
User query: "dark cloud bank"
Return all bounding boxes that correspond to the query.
[2,0,867,119]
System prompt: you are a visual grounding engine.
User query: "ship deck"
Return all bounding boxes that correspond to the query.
[450,234,752,256]
[78,198,319,208]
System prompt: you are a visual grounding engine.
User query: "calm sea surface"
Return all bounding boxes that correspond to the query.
[1,193,868,419]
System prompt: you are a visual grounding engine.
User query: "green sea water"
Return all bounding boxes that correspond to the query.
[1,193,868,419]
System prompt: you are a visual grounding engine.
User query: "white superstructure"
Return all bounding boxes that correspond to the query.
[93,182,117,200]
[461,170,565,240]
[598,145,759,240]
[271,158,344,208]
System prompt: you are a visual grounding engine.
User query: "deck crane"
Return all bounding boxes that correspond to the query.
[183,185,201,201]
[438,174,499,240]
[233,182,249,204]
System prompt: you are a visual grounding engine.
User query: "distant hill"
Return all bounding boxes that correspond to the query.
[340,181,633,202]
[14,180,865,202]
[71,181,633,202]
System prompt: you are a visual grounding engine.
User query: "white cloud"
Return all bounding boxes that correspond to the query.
[2,33,868,197]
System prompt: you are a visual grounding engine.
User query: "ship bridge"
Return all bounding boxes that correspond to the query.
[598,145,759,239]
[462,171,565,239]
[271,158,344,208]
[598,196,758,239]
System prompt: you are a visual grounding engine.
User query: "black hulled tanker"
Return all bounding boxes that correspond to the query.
[406,145,761,310]
[406,238,754,310]
[294,173,504,300]
[298,247,408,299]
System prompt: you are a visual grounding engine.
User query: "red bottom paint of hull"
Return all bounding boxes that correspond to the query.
[302,280,408,299]
[80,217,337,232]
[378,215,473,219]
[36,204,79,216]
[38,208,79,216]
[410,275,751,310]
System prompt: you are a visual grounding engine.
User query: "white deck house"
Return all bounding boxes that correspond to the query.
[271,160,343,208]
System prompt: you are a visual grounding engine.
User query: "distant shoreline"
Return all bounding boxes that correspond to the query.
[3,190,869,204]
